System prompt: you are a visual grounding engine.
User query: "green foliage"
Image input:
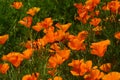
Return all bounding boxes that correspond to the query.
[0,0,120,80]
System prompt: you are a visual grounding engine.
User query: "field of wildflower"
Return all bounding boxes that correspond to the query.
[0,0,120,80]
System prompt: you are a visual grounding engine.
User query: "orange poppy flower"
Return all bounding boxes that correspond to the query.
[74,3,90,24]
[86,0,100,6]
[2,52,24,67]
[0,34,9,45]
[43,26,55,43]
[77,7,87,18]
[11,1,23,9]
[76,11,90,24]
[107,1,120,14]
[68,31,88,51]
[49,43,60,52]
[55,23,72,32]
[25,41,33,49]
[41,18,53,29]
[26,7,40,16]
[48,54,63,68]
[95,10,100,16]
[99,63,111,72]
[22,72,39,80]
[102,72,120,80]
[25,38,47,50]
[77,31,88,41]
[24,40,45,50]
[0,63,9,74]
[22,49,34,59]
[49,45,70,68]
[84,69,104,80]
[114,32,120,40]
[37,38,48,48]
[48,76,63,80]
[54,30,65,41]
[68,59,83,76]
[85,60,93,72]
[85,0,100,7]
[92,66,98,69]
[43,25,54,33]
[65,32,75,41]
[68,59,92,76]
[48,48,70,69]
[57,49,70,61]
[44,33,55,44]
[85,0,100,12]
[32,22,43,32]
[90,18,101,27]
[68,38,86,50]
[90,39,110,57]
[19,16,32,28]
[102,5,109,11]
